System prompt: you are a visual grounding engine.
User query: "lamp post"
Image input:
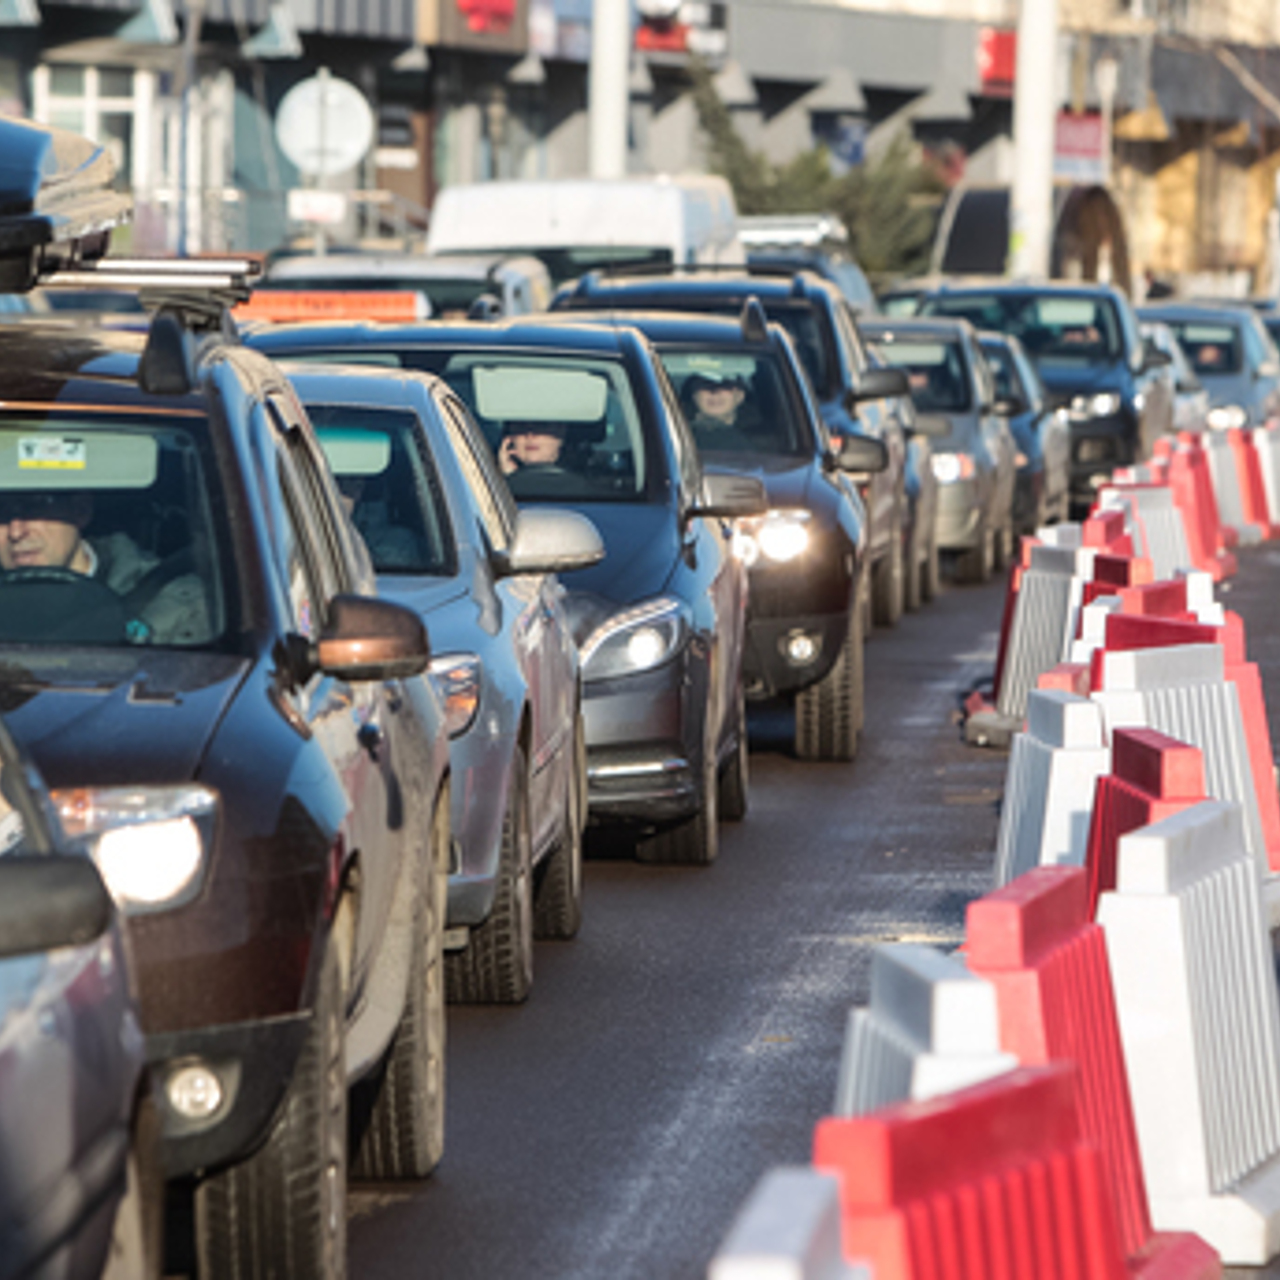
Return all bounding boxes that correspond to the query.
[589,0,630,177]
[1009,0,1060,278]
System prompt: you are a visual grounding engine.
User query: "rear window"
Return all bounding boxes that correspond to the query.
[1163,321,1243,375]
[872,339,971,413]
[923,292,1123,365]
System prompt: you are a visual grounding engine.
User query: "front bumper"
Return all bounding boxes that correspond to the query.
[935,478,984,549]
[743,610,849,699]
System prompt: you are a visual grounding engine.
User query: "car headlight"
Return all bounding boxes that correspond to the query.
[51,785,218,913]
[428,653,482,738]
[580,597,689,682]
[1206,404,1248,431]
[733,509,812,567]
[1068,392,1122,420]
[931,452,975,484]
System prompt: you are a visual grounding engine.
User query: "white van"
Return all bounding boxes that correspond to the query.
[424,175,746,285]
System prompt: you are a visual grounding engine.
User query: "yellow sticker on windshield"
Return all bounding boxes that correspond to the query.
[17,437,87,470]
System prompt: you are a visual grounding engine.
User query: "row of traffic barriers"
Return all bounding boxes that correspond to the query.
[707,431,1280,1278]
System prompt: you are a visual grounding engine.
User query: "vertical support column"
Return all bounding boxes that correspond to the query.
[589,0,630,178]
[1010,0,1059,278]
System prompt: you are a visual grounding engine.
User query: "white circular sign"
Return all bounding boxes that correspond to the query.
[275,73,375,178]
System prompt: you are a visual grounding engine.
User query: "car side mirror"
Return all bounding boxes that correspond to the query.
[831,434,888,474]
[992,395,1027,417]
[0,855,112,959]
[314,594,430,681]
[1142,342,1172,371]
[850,366,911,402]
[689,471,769,519]
[909,412,952,438]
[498,508,605,576]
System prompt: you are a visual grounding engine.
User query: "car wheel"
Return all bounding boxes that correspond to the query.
[717,683,749,822]
[921,530,940,603]
[636,710,719,865]
[535,718,585,941]
[196,939,347,1280]
[349,782,448,1180]
[871,517,904,627]
[794,586,863,762]
[101,1097,163,1280]
[955,520,993,584]
[446,748,534,1003]
[903,523,923,613]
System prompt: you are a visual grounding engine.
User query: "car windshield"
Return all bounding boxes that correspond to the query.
[0,409,232,649]
[873,339,971,412]
[658,347,811,458]
[1161,320,1243,375]
[308,406,455,576]
[923,292,1123,366]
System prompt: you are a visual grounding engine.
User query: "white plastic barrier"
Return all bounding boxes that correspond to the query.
[1092,643,1268,874]
[1068,595,1123,664]
[1204,430,1263,545]
[995,544,1098,721]
[1181,568,1226,625]
[1034,521,1083,548]
[708,1168,872,1280]
[1097,485,1194,579]
[1098,801,1280,1264]
[994,690,1110,887]
[833,943,1016,1117]
[1254,425,1280,526]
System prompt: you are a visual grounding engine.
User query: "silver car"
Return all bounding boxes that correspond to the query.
[286,365,602,1005]
[1140,319,1208,434]
[863,317,1017,583]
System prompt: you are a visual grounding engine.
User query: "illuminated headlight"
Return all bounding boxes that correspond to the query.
[1133,391,1146,413]
[1206,404,1248,431]
[581,597,689,681]
[52,785,218,913]
[428,653,482,738]
[931,452,975,483]
[734,509,812,566]
[1068,392,1122,420]
[166,1062,225,1120]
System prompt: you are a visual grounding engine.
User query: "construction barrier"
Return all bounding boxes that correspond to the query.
[832,943,1015,1116]
[1098,802,1280,1264]
[967,865,1221,1278]
[1253,423,1280,527]
[993,690,1109,887]
[1096,484,1193,580]
[1167,435,1237,580]
[1230,428,1278,539]
[815,1064,1129,1280]
[1203,430,1263,546]
[707,1167,871,1280]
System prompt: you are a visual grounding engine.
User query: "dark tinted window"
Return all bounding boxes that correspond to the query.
[1162,321,1243,375]
[923,292,1123,365]
[873,339,971,412]
[979,341,1021,401]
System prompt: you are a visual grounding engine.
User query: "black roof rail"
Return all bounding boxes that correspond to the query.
[740,297,769,343]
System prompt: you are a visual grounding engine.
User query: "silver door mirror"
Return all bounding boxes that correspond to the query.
[499,508,605,576]
[689,471,769,519]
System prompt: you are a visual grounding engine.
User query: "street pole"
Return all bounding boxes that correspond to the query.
[177,0,206,256]
[1096,56,1118,188]
[1009,0,1059,278]
[588,0,629,178]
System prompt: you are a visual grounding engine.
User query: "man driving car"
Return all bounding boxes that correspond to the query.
[0,490,209,644]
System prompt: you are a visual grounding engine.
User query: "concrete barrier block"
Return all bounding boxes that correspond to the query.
[815,1064,1129,1280]
[1098,802,1280,1263]
[967,865,1221,1278]
[708,1168,871,1280]
[833,944,1016,1117]
[994,691,1110,887]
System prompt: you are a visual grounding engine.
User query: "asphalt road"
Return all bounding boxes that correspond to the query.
[348,544,1280,1280]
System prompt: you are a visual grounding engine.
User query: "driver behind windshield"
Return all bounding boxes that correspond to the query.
[496,421,593,497]
[0,490,209,645]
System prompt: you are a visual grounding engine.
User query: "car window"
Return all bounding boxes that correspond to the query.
[652,360,702,509]
[439,396,516,552]
[834,302,869,377]
[980,342,1022,402]
[873,339,972,412]
[271,452,324,640]
[659,347,812,458]
[761,304,838,398]
[1244,313,1278,371]
[1163,321,1243,375]
[310,405,456,576]
[1011,343,1046,411]
[0,730,39,854]
[923,292,1123,366]
[0,407,231,648]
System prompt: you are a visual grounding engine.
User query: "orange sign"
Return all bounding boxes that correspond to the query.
[234,290,428,323]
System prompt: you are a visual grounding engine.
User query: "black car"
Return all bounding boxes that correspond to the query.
[0,304,450,1279]
[919,282,1172,511]
[246,318,765,865]
[550,269,915,629]
[543,306,888,760]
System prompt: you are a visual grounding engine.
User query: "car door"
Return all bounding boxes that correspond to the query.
[969,337,1014,526]
[263,397,398,994]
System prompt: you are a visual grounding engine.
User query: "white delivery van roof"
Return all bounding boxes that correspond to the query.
[425,176,741,258]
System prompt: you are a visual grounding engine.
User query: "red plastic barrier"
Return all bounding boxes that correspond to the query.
[1082,510,1135,556]
[1038,662,1091,696]
[966,866,1220,1278]
[814,1064,1127,1280]
[1154,437,1175,461]
[1083,728,1208,914]
[990,556,1026,715]
[1168,437,1237,579]
[1230,428,1278,538]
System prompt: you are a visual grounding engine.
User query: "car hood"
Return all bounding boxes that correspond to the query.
[0,649,251,788]
[1034,360,1127,404]
[702,453,813,508]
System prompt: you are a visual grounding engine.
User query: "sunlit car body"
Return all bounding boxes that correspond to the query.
[977,330,1070,533]
[863,316,1017,583]
[921,282,1171,511]
[547,308,886,760]
[1138,302,1280,431]
[550,269,916,628]
[284,364,598,1003]
[0,715,157,1280]
[0,319,449,1278]
[1141,319,1209,433]
[247,318,759,865]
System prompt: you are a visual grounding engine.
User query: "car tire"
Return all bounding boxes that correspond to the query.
[446,748,535,1003]
[955,520,993,584]
[535,719,585,941]
[903,524,923,613]
[102,1097,163,1280]
[195,939,347,1280]
[349,783,448,1181]
[921,530,940,603]
[717,684,749,822]
[636,711,719,866]
[995,512,1015,570]
[794,588,863,762]
[871,517,904,627]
